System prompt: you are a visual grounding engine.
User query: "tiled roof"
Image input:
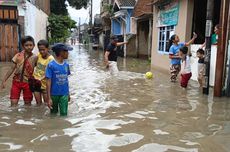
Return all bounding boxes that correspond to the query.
[115,0,136,7]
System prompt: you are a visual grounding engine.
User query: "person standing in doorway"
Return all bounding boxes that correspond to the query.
[104,36,128,75]
[169,33,197,82]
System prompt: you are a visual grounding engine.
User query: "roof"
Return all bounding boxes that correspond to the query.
[115,0,136,8]
[133,0,153,17]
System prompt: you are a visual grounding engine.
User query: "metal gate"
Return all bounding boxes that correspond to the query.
[0,5,19,62]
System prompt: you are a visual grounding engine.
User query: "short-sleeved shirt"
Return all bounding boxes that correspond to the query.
[33,53,54,90]
[12,51,37,82]
[169,43,185,65]
[211,33,218,44]
[181,56,191,74]
[45,60,71,96]
[198,58,204,64]
[106,43,117,62]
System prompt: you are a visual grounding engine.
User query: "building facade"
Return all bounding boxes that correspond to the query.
[150,0,230,96]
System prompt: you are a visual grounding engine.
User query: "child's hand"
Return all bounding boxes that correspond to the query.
[193,32,197,39]
[47,98,53,109]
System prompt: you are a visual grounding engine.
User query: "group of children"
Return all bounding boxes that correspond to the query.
[169,33,205,88]
[0,36,72,116]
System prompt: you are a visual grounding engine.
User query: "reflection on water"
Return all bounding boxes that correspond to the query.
[0,45,230,152]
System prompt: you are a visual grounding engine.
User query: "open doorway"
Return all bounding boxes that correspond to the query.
[192,0,221,44]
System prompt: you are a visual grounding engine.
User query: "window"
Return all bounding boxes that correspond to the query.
[158,25,175,53]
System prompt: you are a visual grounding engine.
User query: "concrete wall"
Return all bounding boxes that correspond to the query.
[151,0,194,72]
[18,1,48,54]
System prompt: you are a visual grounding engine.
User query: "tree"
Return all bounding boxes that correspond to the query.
[48,14,76,43]
[50,0,90,15]
[67,0,90,9]
[50,0,68,15]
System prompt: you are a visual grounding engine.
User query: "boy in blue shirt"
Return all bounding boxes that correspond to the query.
[46,43,73,116]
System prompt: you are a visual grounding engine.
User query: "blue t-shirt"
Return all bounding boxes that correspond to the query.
[45,60,71,96]
[169,42,185,65]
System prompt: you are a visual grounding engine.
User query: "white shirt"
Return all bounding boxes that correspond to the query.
[181,56,191,74]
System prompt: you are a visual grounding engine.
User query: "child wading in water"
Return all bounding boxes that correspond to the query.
[169,33,197,82]
[1,36,37,106]
[196,48,205,87]
[46,43,72,116]
[179,46,192,88]
[31,40,54,105]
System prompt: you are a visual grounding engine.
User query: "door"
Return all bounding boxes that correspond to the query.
[0,5,19,62]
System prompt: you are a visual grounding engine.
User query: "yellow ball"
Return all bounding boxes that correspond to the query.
[145,72,153,79]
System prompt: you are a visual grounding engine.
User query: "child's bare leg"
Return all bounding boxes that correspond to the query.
[42,93,48,105]
[11,99,19,107]
[34,92,42,105]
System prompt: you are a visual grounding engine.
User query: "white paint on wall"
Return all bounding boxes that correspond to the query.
[18,1,48,54]
[190,45,217,86]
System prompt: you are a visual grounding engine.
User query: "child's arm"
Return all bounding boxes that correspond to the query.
[169,54,181,59]
[1,63,17,89]
[185,32,197,46]
[116,41,128,46]
[46,78,52,109]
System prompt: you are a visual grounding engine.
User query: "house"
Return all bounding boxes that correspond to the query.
[150,0,230,96]
[18,0,50,53]
[0,0,50,61]
[111,0,136,57]
[130,0,153,59]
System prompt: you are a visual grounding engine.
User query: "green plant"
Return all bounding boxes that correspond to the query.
[47,14,76,44]
[104,4,114,16]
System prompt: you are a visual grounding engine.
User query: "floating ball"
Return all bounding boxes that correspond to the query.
[145,72,153,79]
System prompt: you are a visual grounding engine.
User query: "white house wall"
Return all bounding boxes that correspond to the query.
[18,1,48,54]
[190,45,217,87]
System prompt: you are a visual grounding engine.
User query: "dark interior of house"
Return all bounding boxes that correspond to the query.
[192,0,221,44]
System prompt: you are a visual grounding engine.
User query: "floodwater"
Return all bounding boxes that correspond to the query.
[0,45,230,152]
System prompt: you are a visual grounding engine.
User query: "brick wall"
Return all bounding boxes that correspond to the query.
[133,0,153,17]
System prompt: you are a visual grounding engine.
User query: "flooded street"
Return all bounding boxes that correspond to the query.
[0,45,230,152]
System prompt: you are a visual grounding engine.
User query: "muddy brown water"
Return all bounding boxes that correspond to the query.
[0,45,230,152]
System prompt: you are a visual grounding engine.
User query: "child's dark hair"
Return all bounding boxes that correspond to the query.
[37,39,49,48]
[180,46,188,54]
[169,34,176,47]
[54,50,60,57]
[197,48,205,55]
[215,24,220,29]
[21,36,35,46]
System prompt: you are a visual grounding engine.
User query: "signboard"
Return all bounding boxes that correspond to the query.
[0,0,19,6]
[157,0,179,27]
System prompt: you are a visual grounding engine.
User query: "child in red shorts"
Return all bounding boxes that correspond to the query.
[1,36,37,106]
[179,46,192,88]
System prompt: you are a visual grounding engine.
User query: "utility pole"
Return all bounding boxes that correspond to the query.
[78,17,81,48]
[203,0,215,95]
[214,0,230,97]
[89,0,93,43]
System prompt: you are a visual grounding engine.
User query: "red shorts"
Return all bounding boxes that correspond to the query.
[10,80,33,103]
[180,72,192,88]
